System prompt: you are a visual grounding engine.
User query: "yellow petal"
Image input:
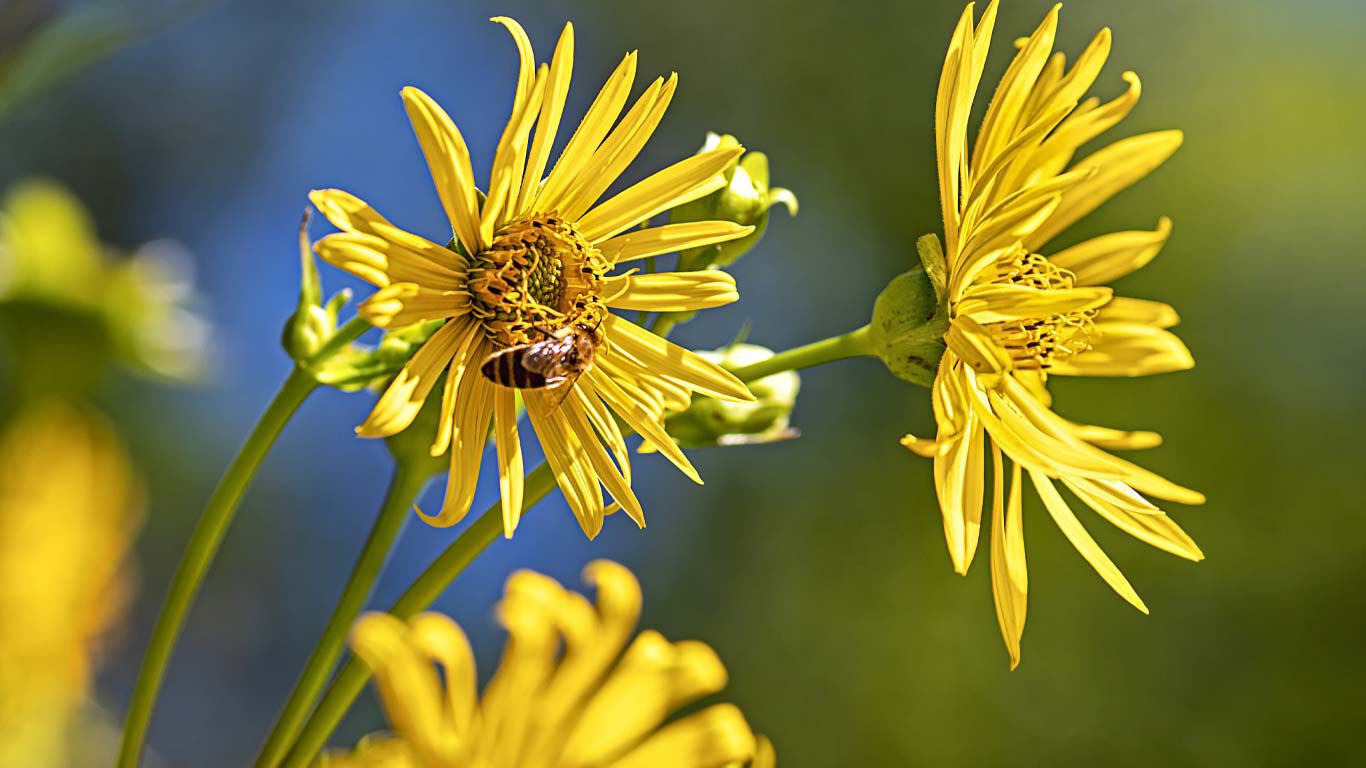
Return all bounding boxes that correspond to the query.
[578,146,743,243]
[483,67,546,236]
[517,23,574,215]
[357,320,472,438]
[586,368,702,484]
[430,332,482,457]
[525,390,606,538]
[561,392,645,528]
[1064,419,1163,451]
[1094,296,1180,329]
[398,88,483,254]
[603,315,753,402]
[560,74,678,222]
[934,414,985,575]
[595,221,754,264]
[956,283,1111,324]
[357,282,469,328]
[1029,470,1149,613]
[537,52,638,212]
[608,703,756,768]
[1064,477,1204,561]
[604,270,739,312]
[493,388,525,538]
[970,4,1058,179]
[989,447,1027,669]
[405,613,477,735]
[936,1,998,255]
[1051,217,1172,286]
[313,232,465,290]
[421,360,494,527]
[945,316,1013,380]
[1026,130,1183,250]
[1051,322,1194,377]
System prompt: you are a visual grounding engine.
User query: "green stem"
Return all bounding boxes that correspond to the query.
[280,463,558,768]
[118,367,319,767]
[727,323,874,381]
[275,326,876,763]
[253,461,428,768]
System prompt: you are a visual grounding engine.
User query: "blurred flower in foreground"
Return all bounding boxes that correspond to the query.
[311,18,757,539]
[321,561,771,768]
[0,403,142,765]
[0,179,209,387]
[898,1,1204,667]
[653,342,800,449]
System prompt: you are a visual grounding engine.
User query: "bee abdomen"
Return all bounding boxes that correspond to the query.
[481,349,552,389]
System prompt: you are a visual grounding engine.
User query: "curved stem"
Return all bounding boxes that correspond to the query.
[253,460,428,768]
[280,463,558,768]
[727,324,874,381]
[118,367,318,767]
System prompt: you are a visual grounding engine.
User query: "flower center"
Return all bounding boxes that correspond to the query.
[467,215,608,347]
[990,249,1095,370]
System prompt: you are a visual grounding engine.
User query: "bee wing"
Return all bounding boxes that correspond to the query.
[521,337,571,375]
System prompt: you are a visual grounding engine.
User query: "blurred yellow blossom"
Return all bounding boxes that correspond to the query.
[0,403,143,766]
[321,561,770,768]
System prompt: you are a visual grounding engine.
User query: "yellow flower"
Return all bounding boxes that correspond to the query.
[903,1,1205,668]
[321,561,770,768]
[0,404,142,765]
[310,18,755,539]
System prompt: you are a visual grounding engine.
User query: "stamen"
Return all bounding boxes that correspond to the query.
[467,215,609,347]
[988,248,1096,370]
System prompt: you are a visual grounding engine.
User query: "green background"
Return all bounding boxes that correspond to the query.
[2,0,1363,764]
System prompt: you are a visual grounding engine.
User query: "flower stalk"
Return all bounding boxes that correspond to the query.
[118,318,372,767]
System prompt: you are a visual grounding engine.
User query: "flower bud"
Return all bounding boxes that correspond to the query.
[656,343,800,449]
[869,234,949,388]
[670,133,798,272]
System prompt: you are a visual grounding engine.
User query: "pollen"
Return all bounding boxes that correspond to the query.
[466,215,608,347]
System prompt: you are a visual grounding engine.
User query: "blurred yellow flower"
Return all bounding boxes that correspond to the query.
[311,18,754,539]
[0,403,143,765]
[0,178,209,382]
[903,1,1205,667]
[321,561,770,768]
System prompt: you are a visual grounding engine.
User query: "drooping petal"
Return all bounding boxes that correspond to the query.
[358,320,473,438]
[1029,470,1149,613]
[493,388,525,538]
[989,448,1027,669]
[421,351,495,527]
[603,315,753,402]
[525,390,607,538]
[586,368,702,484]
[607,703,756,768]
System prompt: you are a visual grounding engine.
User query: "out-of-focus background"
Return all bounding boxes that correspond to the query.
[1,0,1363,764]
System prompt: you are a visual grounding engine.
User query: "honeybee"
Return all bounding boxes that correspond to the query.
[480,322,602,406]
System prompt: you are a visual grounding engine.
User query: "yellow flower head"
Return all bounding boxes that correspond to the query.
[0,404,142,763]
[904,1,1205,668]
[311,18,756,539]
[322,561,770,768]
